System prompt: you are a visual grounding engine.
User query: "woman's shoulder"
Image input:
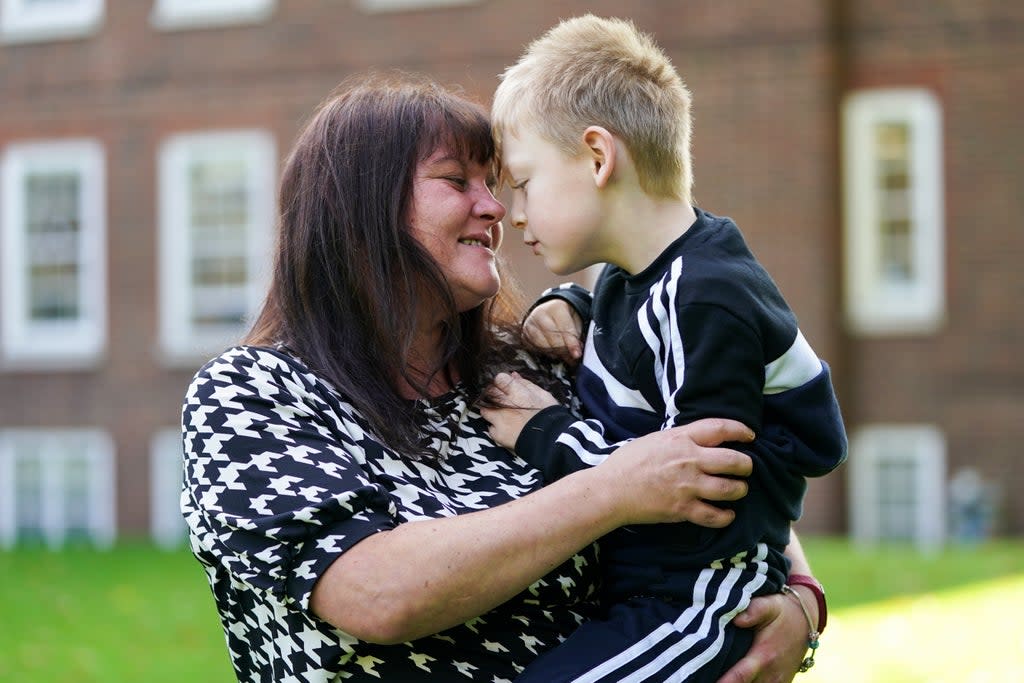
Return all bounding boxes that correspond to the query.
[196,343,310,376]
[189,344,332,401]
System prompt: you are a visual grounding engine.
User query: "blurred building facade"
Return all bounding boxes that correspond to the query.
[1,0,1021,548]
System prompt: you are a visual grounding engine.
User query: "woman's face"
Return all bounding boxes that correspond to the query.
[408,146,506,314]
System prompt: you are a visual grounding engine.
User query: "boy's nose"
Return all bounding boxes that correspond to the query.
[510,213,527,230]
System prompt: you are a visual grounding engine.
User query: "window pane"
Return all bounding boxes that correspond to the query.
[874,122,914,283]
[63,455,92,542]
[188,159,249,326]
[25,172,81,320]
[14,454,46,544]
[877,458,917,541]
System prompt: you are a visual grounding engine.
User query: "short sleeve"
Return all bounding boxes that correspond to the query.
[181,346,397,610]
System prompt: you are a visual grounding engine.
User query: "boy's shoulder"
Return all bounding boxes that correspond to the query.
[674,208,767,279]
[601,208,755,288]
[616,208,792,317]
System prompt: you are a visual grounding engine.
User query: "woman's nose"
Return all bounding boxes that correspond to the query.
[477,189,506,222]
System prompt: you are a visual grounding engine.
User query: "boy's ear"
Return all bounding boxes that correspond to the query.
[583,126,616,188]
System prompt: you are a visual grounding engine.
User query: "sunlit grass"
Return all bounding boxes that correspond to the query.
[805,574,1024,682]
[1,537,1021,682]
[801,537,1024,608]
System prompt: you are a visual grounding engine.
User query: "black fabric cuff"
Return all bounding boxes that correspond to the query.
[514,404,580,483]
[530,284,593,327]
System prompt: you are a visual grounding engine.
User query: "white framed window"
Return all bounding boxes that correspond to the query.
[150,429,187,548]
[842,88,945,335]
[0,0,103,43]
[0,428,115,548]
[150,0,274,30]
[158,130,275,366]
[1,139,107,370]
[848,424,946,551]
[356,0,481,12]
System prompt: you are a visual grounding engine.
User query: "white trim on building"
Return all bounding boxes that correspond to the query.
[842,88,945,335]
[0,428,116,548]
[157,129,275,366]
[356,0,481,13]
[1,139,107,370]
[150,0,274,30]
[848,424,946,551]
[0,0,104,44]
[150,429,187,549]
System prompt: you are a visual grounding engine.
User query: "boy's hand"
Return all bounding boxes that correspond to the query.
[481,372,559,451]
[523,299,584,366]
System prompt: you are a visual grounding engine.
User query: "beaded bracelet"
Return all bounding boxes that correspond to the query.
[781,584,820,673]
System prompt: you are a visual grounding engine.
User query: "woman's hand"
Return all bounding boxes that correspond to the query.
[523,299,584,365]
[716,589,815,683]
[597,419,754,528]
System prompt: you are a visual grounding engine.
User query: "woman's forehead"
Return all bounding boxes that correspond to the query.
[421,116,494,163]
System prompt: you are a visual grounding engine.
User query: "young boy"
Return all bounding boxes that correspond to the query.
[482,14,847,683]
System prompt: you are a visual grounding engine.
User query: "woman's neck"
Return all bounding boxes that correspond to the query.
[396,326,456,399]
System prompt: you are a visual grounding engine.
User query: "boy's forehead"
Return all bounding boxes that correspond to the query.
[500,130,534,164]
[501,128,556,170]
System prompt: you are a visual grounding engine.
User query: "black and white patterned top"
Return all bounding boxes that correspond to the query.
[180,345,600,683]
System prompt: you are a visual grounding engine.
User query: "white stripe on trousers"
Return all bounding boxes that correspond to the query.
[571,543,771,683]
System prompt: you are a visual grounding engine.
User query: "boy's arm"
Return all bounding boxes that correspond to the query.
[530,282,593,324]
[523,283,593,365]
[760,362,848,477]
[482,372,625,484]
[497,297,765,484]
[665,303,846,478]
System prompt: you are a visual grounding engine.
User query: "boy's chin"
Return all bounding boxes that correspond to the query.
[551,266,586,278]
[543,257,579,277]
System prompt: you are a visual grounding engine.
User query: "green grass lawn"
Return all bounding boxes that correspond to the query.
[1,537,1021,682]
[0,542,234,683]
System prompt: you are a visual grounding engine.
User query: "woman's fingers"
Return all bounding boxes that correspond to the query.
[695,460,749,501]
[683,500,738,529]
[683,417,756,447]
[717,592,804,683]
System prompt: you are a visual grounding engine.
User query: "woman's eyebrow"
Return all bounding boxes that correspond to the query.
[425,154,463,168]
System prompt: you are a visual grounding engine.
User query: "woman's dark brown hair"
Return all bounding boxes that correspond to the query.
[245,73,531,457]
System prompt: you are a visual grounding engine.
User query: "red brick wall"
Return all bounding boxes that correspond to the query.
[2,0,1021,536]
[841,1,1024,533]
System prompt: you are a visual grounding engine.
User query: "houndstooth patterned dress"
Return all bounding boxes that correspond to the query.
[181,345,600,682]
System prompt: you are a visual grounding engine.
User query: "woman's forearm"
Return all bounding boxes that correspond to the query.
[312,419,753,643]
[312,462,628,643]
[784,529,812,575]
[783,529,821,631]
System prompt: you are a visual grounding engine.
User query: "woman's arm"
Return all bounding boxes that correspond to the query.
[311,418,754,643]
[716,531,821,683]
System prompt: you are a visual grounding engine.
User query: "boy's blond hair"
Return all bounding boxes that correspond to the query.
[492,14,693,202]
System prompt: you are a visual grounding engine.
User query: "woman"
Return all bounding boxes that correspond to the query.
[181,74,820,683]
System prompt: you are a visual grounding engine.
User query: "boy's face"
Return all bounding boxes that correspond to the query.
[501,127,606,275]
